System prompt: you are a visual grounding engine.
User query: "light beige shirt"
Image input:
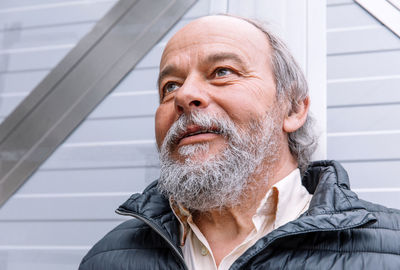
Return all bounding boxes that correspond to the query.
[171,168,312,270]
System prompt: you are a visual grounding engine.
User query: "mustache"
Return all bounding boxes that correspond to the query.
[160,111,236,150]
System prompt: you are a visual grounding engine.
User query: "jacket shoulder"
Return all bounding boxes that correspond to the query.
[79,218,179,270]
[79,219,147,268]
[360,198,400,230]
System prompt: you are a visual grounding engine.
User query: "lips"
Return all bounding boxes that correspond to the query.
[183,129,221,138]
[177,125,221,144]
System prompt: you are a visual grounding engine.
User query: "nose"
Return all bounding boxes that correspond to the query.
[174,77,209,115]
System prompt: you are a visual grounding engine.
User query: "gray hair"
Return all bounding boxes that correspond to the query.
[225,15,318,173]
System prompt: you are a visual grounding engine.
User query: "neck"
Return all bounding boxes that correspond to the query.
[192,180,268,267]
[193,178,269,228]
[192,152,298,266]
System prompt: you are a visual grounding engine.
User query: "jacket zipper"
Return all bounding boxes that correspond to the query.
[115,209,188,270]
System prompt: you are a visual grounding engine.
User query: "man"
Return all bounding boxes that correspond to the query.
[79,15,400,270]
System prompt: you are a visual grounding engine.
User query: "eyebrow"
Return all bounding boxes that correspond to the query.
[204,52,247,67]
[157,52,247,89]
[157,65,178,90]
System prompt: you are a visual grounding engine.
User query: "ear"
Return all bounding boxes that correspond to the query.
[283,97,310,133]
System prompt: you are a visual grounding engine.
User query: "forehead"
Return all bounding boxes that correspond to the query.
[160,16,272,69]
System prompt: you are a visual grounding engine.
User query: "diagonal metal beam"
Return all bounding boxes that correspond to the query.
[0,0,197,207]
[355,0,400,37]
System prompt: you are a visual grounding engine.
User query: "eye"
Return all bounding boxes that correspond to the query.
[163,82,180,94]
[214,67,233,77]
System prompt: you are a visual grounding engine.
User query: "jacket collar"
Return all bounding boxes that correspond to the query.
[117,180,182,252]
[303,160,374,215]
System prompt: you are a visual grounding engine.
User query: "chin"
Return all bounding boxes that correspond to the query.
[176,143,222,164]
[183,154,215,164]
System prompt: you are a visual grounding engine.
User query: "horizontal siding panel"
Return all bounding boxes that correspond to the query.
[0,70,49,93]
[328,78,400,107]
[0,66,158,94]
[0,22,95,51]
[41,143,159,169]
[113,67,159,93]
[327,26,400,55]
[0,250,85,270]
[0,48,70,72]
[0,44,160,74]
[356,191,400,209]
[0,1,115,31]
[1,48,161,74]
[328,133,400,161]
[182,0,210,19]
[327,3,378,29]
[327,104,400,133]
[0,0,106,9]
[327,50,400,80]
[341,160,400,189]
[135,43,164,69]
[89,92,158,119]
[0,220,121,245]
[18,167,158,194]
[327,0,353,6]
[0,92,159,120]
[66,117,155,143]
[0,195,129,220]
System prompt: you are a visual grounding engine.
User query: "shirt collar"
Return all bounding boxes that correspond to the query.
[253,168,310,231]
[170,198,191,246]
[273,168,311,228]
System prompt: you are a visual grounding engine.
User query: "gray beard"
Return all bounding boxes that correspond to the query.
[157,111,280,212]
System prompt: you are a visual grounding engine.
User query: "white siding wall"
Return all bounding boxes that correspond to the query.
[0,1,119,269]
[327,0,400,208]
[0,1,325,269]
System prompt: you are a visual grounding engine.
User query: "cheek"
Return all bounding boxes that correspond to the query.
[216,81,276,122]
[245,80,276,106]
[155,105,175,148]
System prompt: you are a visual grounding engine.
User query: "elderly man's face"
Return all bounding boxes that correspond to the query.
[155,16,281,162]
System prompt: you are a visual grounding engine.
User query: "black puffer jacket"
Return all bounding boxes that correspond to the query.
[79,160,400,269]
